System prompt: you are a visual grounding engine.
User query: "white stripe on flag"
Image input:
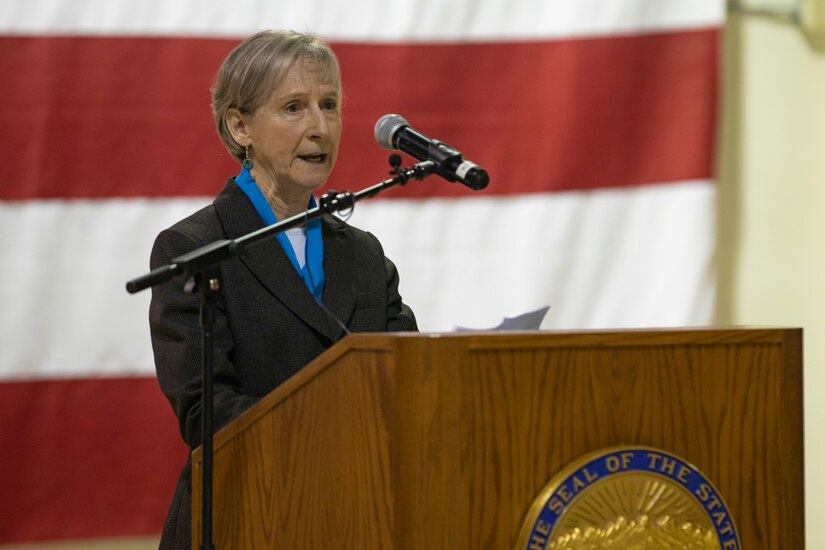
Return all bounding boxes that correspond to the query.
[0,198,210,380]
[0,179,714,379]
[0,0,724,40]
[355,179,716,331]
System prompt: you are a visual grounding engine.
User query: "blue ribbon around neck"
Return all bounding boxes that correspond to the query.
[234,167,325,302]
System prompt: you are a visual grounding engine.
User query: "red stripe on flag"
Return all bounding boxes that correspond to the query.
[0,29,717,200]
[0,377,187,543]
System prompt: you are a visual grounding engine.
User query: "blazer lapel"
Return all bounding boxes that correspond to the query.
[213,182,340,343]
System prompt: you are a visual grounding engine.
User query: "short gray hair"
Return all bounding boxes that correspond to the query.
[211,30,342,163]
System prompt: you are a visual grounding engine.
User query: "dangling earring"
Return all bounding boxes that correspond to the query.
[242,146,254,170]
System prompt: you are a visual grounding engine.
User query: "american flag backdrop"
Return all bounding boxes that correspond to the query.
[0,0,723,543]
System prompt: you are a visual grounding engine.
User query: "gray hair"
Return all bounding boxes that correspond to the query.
[211,30,342,163]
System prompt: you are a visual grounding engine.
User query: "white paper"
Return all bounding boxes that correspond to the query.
[454,305,550,332]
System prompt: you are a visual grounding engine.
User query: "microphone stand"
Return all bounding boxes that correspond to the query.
[125,159,437,550]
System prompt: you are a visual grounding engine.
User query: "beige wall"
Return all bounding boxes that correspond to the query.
[718,9,825,548]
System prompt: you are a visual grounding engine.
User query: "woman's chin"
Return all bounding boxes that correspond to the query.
[302,173,335,191]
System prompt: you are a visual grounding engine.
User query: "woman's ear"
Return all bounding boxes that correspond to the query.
[226,108,251,147]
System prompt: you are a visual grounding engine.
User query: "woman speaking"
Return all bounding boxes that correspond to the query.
[148,30,417,549]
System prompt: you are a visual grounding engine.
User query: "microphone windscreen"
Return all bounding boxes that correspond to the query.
[374,114,408,150]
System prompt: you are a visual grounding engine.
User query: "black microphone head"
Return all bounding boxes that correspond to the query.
[374,114,408,150]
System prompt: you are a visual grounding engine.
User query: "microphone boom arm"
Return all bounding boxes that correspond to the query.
[125,160,438,294]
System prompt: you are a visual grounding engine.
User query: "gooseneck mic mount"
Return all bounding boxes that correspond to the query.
[125,158,438,550]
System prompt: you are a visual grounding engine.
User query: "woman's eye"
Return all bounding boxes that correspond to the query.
[285,103,300,113]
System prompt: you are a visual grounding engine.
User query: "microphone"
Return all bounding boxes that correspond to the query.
[374,114,489,190]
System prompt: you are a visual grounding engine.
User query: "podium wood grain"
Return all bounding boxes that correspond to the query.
[192,328,804,549]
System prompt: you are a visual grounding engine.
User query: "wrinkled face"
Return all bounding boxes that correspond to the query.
[240,60,342,199]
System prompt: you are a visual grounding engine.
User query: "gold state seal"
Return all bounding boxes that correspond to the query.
[516,446,740,550]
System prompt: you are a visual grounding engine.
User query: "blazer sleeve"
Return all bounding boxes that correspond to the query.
[383,256,416,332]
[149,227,257,449]
[370,231,417,332]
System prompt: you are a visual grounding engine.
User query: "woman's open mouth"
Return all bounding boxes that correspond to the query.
[298,153,328,163]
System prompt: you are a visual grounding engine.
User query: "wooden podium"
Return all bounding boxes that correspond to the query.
[192,328,804,549]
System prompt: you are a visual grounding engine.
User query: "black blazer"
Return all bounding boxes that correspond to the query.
[149,181,417,549]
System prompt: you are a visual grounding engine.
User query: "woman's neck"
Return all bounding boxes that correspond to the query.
[251,169,312,220]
